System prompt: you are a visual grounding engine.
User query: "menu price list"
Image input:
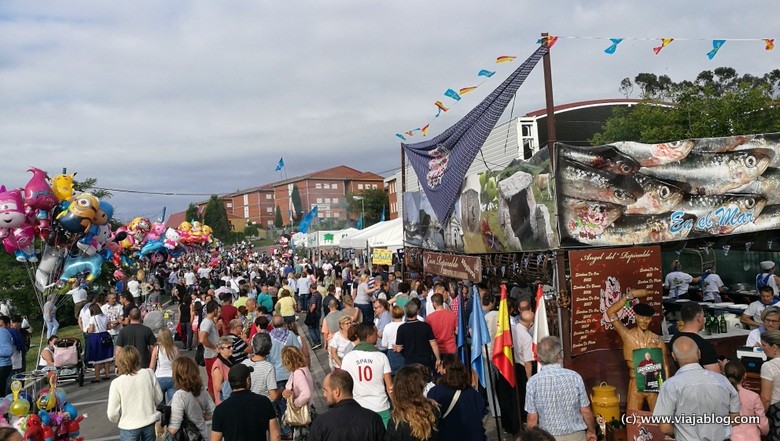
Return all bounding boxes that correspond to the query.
[569,246,663,356]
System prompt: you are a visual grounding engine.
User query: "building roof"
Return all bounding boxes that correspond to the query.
[166,211,186,229]
[524,99,644,118]
[271,165,384,186]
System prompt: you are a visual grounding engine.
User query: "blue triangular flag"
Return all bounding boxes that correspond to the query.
[477,69,495,78]
[707,40,726,60]
[275,157,285,171]
[604,38,623,55]
[444,88,462,101]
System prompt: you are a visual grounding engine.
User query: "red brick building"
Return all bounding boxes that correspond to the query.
[174,165,384,231]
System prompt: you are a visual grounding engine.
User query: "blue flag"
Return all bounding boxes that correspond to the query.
[403,46,546,224]
[444,88,462,101]
[457,288,466,364]
[275,157,285,171]
[380,205,386,222]
[469,284,490,388]
[299,206,318,233]
[477,69,495,77]
[356,213,363,230]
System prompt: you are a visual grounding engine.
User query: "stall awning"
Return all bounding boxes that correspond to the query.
[367,218,403,251]
[340,219,401,250]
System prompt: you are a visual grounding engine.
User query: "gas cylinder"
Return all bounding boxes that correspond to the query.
[591,382,620,424]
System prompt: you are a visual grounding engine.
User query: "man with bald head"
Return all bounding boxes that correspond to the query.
[653,336,740,441]
[511,309,535,425]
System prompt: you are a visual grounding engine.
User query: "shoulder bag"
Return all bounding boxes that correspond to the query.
[283,369,312,427]
[442,390,461,419]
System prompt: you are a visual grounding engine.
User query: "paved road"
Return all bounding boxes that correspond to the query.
[66,305,509,441]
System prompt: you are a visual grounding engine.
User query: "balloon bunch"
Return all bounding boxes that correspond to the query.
[0,374,83,441]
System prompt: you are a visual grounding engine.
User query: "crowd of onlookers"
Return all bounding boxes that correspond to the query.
[30,240,555,441]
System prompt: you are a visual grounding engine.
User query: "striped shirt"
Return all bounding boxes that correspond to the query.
[525,364,589,436]
[653,363,739,441]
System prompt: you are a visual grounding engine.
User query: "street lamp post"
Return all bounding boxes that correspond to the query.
[354,195,365,225]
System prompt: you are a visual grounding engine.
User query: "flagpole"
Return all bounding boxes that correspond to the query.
[484,344,502,441]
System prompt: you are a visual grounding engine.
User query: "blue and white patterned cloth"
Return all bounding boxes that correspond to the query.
[525,364,590,436]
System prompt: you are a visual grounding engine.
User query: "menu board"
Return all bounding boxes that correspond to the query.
[569,245,663,356]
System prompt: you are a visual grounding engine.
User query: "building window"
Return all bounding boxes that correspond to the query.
[316,183,322,189]
[318,212,324,218]
[226,202,233,208]
[324,183,330,189]
[332,183,338,189]
[265,194,272,200]
[333,198,339,204]
[243,206,249,218]
[325,212,331,218]
[372,184,378,189]
[266,207,273,213]
[243,195,249,205]
[317,198,323,204]
[358,184,363,190]
[324,198,331,203]
[267,220,273,226]
[334,212,340,218]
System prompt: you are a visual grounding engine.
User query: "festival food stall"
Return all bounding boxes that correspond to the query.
[403,131,780,431]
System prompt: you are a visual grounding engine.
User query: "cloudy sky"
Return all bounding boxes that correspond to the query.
[1,1,778,222]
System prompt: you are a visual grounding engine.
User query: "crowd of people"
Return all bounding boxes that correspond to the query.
[85,240,564,441]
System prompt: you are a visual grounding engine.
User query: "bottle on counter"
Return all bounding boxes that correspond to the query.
[704,313,713,335]
[719,312,727,334]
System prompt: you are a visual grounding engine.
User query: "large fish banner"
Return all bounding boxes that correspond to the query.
[556,133,780,247]
[404,150,560,253]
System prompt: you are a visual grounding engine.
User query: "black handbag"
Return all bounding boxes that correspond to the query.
[100,333,113,346]
[164,413,203,441]
[194,344,205,366]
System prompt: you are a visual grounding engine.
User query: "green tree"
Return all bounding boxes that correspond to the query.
[274,206,283,228]
[244,222,259,237]
[592,68,780,144]
[73,177,112,200]
[346,188,389,228]
[290,185,303,225]
[185,203,201,223]
[202,195,231,241]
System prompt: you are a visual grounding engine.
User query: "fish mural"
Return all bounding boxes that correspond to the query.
[556,132,780,247]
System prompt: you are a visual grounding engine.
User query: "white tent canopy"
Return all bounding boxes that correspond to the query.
[340,218,403,250]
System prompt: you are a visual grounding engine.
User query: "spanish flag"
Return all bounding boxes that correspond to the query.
[495,55,516,63]
[492,284,515,387]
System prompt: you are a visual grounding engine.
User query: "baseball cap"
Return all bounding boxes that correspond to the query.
[228,364,253,388]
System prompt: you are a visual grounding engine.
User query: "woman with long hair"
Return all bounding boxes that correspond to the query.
[281,346,315,441]
[427,355,485,441]
[328,315,355,369]
[107,346,163,441]
[276,289,297,323]
[86,303,113,383]
[286,321,311,367]
[725,359,768,440]
[212,336,234,405]
[150,327,179,404]
[168,356,215,441]
[386,364,440,440]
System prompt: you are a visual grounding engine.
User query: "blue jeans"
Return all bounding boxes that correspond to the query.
[119,423,155,441]
[275,380,292,437]
[158,377,175,404]
[307,316,321,346]
[46,319,59,339]
[356,303,373,325]
[299,294,310,314]
[387,350,404,375]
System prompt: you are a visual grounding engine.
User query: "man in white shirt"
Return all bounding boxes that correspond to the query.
[101,293,124,342]
[700,264,725,302]
[78,295,94,366]
[183,269,197,292]
[663,260,700,300]
[127,276,141,306]
[512,310,535,424]
[340,323,393,427]
[67,284,88,321]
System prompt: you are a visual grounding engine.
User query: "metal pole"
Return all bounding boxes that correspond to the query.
[484,344,502,441]
[541,32,569,357]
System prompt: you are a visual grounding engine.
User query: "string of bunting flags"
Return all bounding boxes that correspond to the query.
[396,34,776,142]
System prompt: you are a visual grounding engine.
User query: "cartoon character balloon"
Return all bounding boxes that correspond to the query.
[56,193,99,234]
[50,172,76,202]
[23,167,58,236]
[9,381,30,417]
[0,186,38,262]
[163,228,180,249]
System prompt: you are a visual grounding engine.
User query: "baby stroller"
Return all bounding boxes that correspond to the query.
[52,338,84,387]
